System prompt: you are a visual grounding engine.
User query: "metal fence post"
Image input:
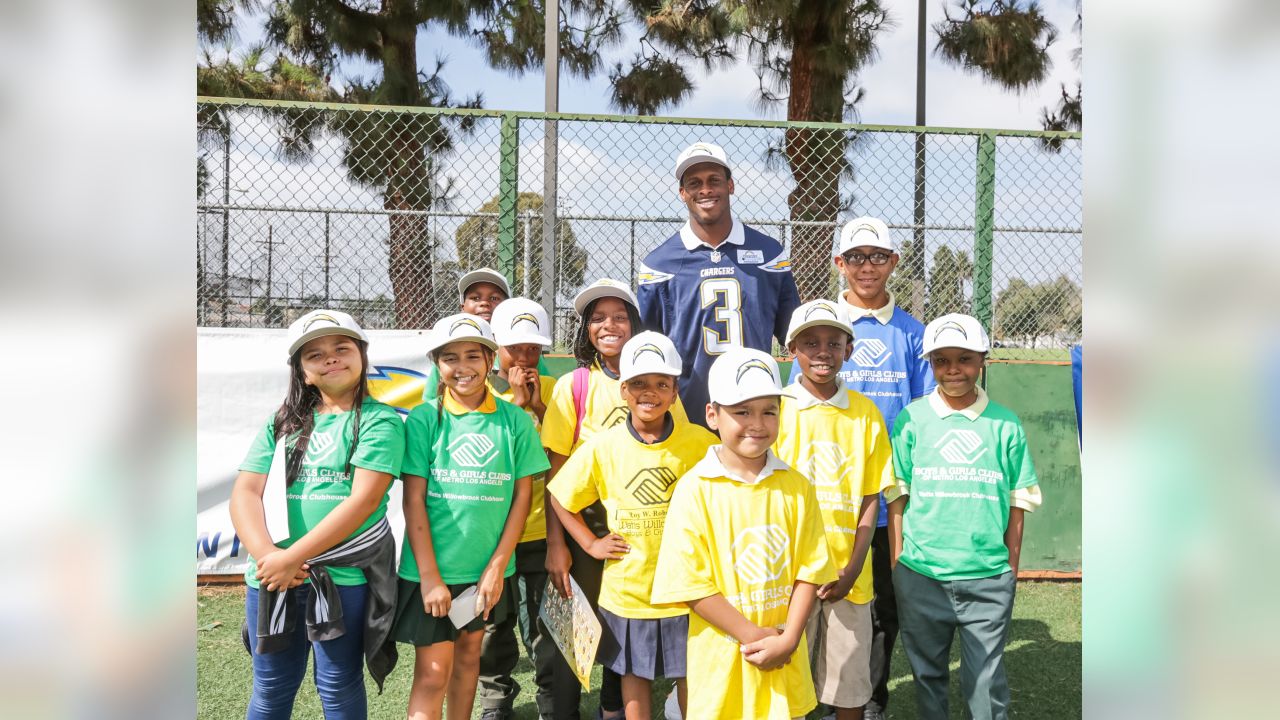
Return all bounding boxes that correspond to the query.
[522,211,532,295]
[498,113,519,282]
[324,211,331,305]
[973,132,997,333]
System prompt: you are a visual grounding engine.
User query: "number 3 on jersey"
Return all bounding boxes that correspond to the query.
[700,278,743,354]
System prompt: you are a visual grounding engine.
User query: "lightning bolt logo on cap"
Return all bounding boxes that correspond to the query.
[302,313,340,331]
[450,317,482,336]
[804,302,836,320]
[631,343,666,363]
[510,313,539,329]
[933,320,969,342]
[736,358,774,384]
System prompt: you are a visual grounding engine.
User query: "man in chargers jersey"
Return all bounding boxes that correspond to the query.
[637,142,801,429]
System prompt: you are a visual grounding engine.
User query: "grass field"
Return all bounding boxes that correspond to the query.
[198,581,1079,719]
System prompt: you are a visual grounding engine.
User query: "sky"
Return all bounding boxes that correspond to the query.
[219,0,1082,132]
[203,1,1082,305]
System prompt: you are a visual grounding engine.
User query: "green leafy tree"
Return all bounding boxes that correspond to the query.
[605,1,1058,300]
[1040,1,1081,151]
[925,245,973,317]
[454,192,588,301]
[933,1,1057,92]
[994,274,1080,346]
[259,0,623,327]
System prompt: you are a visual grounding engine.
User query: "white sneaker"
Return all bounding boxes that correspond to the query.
[664,688,682,720]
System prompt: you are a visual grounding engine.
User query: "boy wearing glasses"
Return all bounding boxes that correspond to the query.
[787,215,934,720]
[637,142,801,430]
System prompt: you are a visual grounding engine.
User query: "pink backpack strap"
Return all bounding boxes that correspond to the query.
[571,366,590,447]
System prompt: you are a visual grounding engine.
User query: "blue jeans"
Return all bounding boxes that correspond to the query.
[245,583,368,720]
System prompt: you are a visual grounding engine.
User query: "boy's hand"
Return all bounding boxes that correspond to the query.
[508,366,533,408]
[420,579,452,618]
[255,548,309,592]
[817,565,860,603]
[527,373,546,416]
[741,630,795,670]
[587,533,630,561]
[545,541,574,599]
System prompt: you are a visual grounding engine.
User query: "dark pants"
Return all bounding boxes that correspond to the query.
[550,520,623,719]
[893,564,1017,720]
[867,526,899,713]
[477,540,557,717]
[245,584,367,720]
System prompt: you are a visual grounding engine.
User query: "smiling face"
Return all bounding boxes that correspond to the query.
[790,325,853,388]
[435,341,493,398]
[707,396,780,460]
[621,373,678,424]
[461,281,508,322]
[587,296,633,359]
[834,245,899,308]
[298,334,364,398]
[928,346,985,402]
[678,163,734,229]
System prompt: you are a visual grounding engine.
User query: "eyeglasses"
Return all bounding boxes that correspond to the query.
[681,177,728,193]
[841,251,893,266]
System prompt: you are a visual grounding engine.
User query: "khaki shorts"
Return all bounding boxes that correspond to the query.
[805,598,873,708]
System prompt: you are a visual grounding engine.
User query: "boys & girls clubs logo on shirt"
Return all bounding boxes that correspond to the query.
[731,524,791,586]
[850,338,892,368]
[449,433,500,467]
[935,429,987,465]
[798,442,851,488]
[303,429,340,464]
[625,467,679,506]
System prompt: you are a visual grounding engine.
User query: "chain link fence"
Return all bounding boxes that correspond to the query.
[197,98,1080,357]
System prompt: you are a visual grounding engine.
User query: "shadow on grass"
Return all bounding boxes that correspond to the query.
[882,618,1081,719]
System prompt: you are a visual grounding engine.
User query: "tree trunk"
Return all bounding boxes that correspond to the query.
[380,11,434,329]
[784,25,847,301]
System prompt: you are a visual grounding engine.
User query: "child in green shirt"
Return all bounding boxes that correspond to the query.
[393,313,550,720]
[887,313,1043,720]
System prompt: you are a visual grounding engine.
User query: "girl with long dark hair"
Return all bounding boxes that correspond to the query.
[230,309,406,720]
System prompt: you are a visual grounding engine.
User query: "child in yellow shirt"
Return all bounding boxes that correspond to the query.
[651,347,836,720]
[774,300,893,719]
[548,331,716,720]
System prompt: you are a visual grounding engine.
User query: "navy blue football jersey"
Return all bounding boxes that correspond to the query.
[636,219,801,427]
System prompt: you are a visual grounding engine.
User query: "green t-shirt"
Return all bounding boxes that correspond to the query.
[239,397,406,587]
[399,394,551,584]
[891,396,1038,581]
[422,355,551,400]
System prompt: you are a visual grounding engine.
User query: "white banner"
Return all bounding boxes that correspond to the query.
[197,327,434,576]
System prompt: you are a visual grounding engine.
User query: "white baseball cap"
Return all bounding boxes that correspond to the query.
[287,309,368,357]
[674,142,731,182]
[620,331,682,382]
[785,299,853,346]
[427,312,498,356]
[572,278,639,316]
[457,267,511,302]
[707,346,783,406]
[491,297,552,347]
[835,216,895,256]
[921,313,991,357]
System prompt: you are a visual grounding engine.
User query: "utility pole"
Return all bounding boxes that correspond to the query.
[542,0,559,342]
[258,224,284,325]
[912,0,928,316]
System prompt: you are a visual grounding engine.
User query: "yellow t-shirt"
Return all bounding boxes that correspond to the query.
[774,380,893,604]
[651,448,837,720]
[540,362,689,456]
[548,419,717,619]
[491,372,557,543]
